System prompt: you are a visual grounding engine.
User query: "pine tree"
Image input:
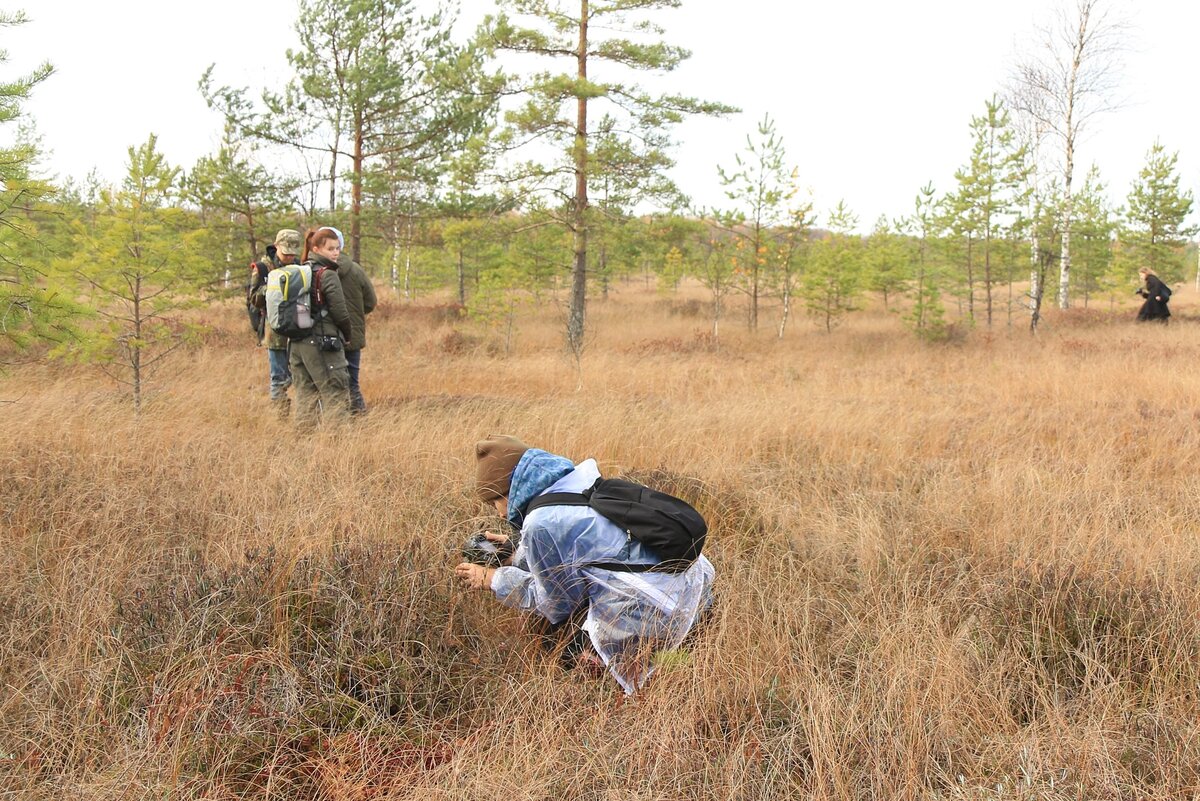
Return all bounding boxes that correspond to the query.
[901,184,947,339]
[1070,165,1116,306]
[712,115,808,333]
[947,97,1028,328]
[1124,141,1198,285]
[939,178,981,324]
[485,0,733,358]
[442,215,508,307]
[202,0,495,262]
[436,132,506,305]
[864,215,910,312]
[68,136,207,411]
[0,11,80,356]
[183,124,296,279]
[803,201,862,333]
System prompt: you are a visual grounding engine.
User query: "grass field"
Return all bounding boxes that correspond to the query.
[2,283,1199,799]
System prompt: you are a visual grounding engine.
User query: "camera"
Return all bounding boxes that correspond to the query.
[461,532,515,567]
[318,334,343,352]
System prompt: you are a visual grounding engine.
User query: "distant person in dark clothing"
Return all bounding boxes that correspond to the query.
[1136,267,1171,323]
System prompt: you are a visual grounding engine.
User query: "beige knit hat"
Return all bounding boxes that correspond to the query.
[475,435,530,502]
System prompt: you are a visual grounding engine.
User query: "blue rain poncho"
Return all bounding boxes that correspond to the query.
[491,449,715,693]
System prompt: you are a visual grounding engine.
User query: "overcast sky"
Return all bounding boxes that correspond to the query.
[11,0,1198,230]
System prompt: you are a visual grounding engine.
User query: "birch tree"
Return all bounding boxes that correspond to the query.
[1011,0,1128,309]
[694,226,736,346]
[773,203,815,340]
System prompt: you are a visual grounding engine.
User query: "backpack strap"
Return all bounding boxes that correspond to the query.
[523,485,665,574]
[582,561,664,574]
[524,490,589,511]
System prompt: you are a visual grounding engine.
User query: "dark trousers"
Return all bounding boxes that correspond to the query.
[346,348,366,413]
[527,606,590,668]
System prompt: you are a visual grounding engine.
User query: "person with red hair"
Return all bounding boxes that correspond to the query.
[290,227,353,422]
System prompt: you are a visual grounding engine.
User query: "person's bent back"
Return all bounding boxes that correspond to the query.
[456,435,715,693]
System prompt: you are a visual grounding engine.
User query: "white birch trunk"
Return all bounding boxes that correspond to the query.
[777,285,790,340]
[391,215,401,293]
[403,211,413,301]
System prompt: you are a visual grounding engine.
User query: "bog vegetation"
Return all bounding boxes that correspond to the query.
[4,291,1200,799]
[3,0,1200,797]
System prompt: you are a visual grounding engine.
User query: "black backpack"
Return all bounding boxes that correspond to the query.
[524,477,707,573]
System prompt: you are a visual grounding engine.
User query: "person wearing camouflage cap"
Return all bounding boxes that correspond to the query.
[247,229,302,412]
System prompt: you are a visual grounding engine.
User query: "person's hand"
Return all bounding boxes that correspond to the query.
[456,562,496,591]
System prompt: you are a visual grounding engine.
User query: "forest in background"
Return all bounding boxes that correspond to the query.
[3,0,1199,404]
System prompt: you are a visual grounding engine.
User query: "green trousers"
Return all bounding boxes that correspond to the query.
[289,336,350,423]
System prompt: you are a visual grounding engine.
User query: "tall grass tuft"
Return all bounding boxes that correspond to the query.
[2,286,1198,799]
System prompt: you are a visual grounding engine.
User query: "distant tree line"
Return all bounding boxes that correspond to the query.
[3,0,1198,402]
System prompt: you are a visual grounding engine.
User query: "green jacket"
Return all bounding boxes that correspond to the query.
[308,255,353,342]
[337,253,377,351]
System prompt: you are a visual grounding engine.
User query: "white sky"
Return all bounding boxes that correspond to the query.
[11,0,1199,231]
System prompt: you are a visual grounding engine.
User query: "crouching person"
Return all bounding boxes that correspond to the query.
[455,435,715,694]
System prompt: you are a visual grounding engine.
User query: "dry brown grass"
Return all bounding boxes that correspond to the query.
[2,282,1200,799]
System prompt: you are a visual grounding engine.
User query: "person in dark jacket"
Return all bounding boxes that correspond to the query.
[319,227,377,414]
[246,244,277,343]
[1136,267,1171,323]
[290,227,353,423]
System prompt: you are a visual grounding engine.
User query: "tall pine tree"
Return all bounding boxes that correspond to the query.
[1124,141,1197,285]
[484,0,733,358]
[946,97,1028,328]
[0,11,80,355]
[69,137,207,411]
[203,0,496,262]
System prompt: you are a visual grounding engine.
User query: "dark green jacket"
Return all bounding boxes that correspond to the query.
[337,253,377,351]
[308,255,352,342]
